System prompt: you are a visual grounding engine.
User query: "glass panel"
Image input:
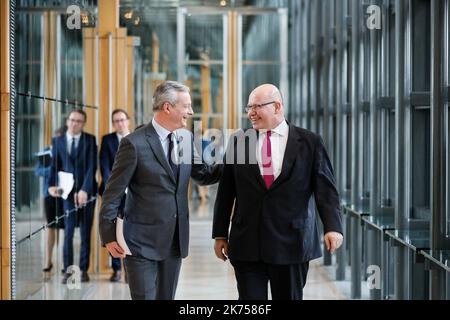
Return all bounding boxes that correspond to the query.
[14,2,90,299]
[241,14,280,62]
[186,64,225,131]
[411,0,431,92]
[185,14,223,62]
[411,108,431,220]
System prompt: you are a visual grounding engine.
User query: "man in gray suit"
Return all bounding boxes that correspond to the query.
[99,81,221,300]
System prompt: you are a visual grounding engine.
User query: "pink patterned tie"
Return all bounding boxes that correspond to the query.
[262,130,274,189]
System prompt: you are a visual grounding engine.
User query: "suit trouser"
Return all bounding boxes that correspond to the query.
[230,260,310,300]
[63,199,95,272]
[111,256,122,272]
[124,223,182,300]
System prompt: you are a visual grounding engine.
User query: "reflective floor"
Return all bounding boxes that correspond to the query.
[19,185,362,300]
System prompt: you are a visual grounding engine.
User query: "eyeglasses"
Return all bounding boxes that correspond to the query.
[244,101,276,113]
[68,118,85,124]
[112,118,129,124]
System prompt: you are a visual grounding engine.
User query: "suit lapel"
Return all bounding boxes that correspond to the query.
[270,124,301,190]
[239,129,266,189]
[112,134,119,154]
[145,123,177,184]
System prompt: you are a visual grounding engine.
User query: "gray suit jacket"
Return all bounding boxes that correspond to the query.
[99,122,221,260]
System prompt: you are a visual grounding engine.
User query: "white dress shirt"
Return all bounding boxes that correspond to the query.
[152,118,178,162]
[256,120,289,180]
[66,132,82,155]
[116,131,129,143]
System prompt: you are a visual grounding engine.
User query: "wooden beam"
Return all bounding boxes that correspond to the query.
[151,32,160,74]
[200,52,211,131]
[228,11,238,129]
[82,28,98,136]
[0,0,11,301]
[98,0,120,37]
[43,12,57,145]
[127,37,140,130]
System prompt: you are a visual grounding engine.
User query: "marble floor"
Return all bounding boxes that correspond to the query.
[31,218,351,300]
[21,186,360,300]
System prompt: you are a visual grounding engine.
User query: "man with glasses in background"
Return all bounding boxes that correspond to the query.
[48,109,98,284]
[213,84,343,300]
[99,109,131,282]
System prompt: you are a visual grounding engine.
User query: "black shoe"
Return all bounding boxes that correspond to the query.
[81,271,90,282]
[61,272,70,284]
[109,271,121,282]
[42,263,53,272]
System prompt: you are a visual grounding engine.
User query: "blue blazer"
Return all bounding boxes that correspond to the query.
[48,132,98,197]
[99,133,120,195]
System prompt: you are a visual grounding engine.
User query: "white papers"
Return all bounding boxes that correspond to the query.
[58,171,74,200]
[116,217,132,256]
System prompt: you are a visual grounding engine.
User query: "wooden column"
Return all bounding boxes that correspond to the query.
[96,0,130,274]
[127,37,140,130]
[43,12,58,145]
[0,0,11,300]
[227,11,238,129]
[82,28,98,136]
[200,52,211,131]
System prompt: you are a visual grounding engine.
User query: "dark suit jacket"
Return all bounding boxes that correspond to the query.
[99,132,126,214]
[48,132,98,198]
[212,124,343,265]
[99,123,221,261]
[99,132,120,196]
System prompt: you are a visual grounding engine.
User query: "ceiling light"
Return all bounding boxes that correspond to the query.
[220,0,227,6]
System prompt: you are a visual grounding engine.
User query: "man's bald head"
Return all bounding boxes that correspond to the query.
[247,84,285,130]
[249,84,283,105]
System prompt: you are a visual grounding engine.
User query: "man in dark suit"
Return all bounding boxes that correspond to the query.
[48,109,97,284]
[99,81,221,300]
[213,84,343,300]
[99,109,131,282]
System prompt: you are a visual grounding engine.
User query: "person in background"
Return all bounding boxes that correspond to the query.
[35,126,66,274]
[48,109,98,284]
[99,109,131,282]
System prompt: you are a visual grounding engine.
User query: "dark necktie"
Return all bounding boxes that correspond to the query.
[262,130,274,189]
[70,137,77,162]
[168,133,179,181]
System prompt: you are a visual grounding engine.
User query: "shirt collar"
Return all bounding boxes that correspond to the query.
[66,132,82,140]
[152,117,176,141]
[262,120,288,137]
[116,131,129,140]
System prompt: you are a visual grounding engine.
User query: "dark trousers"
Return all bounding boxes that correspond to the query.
[230,260,310,300]
[111,255,122,272]
[63,199,95,272]
[124,222,181,300]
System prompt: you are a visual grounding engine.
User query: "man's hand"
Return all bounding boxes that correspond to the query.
[324,231,343,254]
[48,186,61,198]
[214,239,229,261]
[106,241,125,258]
[75,190,88,207]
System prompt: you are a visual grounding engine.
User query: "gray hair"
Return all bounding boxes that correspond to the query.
[152,81,190,112]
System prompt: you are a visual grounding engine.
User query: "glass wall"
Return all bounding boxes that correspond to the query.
[14,0,96,299]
